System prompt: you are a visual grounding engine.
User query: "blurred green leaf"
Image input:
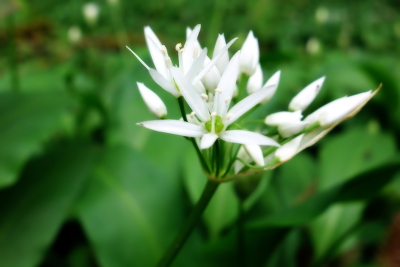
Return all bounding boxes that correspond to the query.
[0,91,72,188]
[77,145,194,267]
[319,126,396,190]
[183,146,238,240]
[249,158,400,228]
[0,142,99,267]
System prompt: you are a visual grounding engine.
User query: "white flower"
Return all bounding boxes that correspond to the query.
[289,76,325,111]
[240,31,259,76]
[137,83,167,119]
[127,25,237,98]
[265,110,303,126]
[278,121,309,138]
[83,3,99,25]
[275,134,304,162]
[244,144,265,166]
[67,26,82,44]
[212,34,230,74]
[137,51,280,150]
[306,91,373,127]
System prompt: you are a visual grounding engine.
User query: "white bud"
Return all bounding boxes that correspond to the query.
[137,82,167,119]
[289,76,325,111]
[247,64,263,94]
[83,3,99,26]
[278,121,309,138]
[265,110,303,127]
[212,34,230,74]
[240,31,259,76]
[244,144,264,166]
[67,26,82,44]
[202,57,221,91]
[235,146,249,174]
[260,70,281,104]
[275,134,304,162]
[318,91,373,127]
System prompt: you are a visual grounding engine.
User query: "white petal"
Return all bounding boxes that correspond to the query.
[278,121,309,138]
[304,96,346,124]
[247,63,263,94]
[137,120,204,137]
[216,51,241,117]
[234,146,249,174]
[192,38,237,86]
[289,76,325,111]
[144,26,162,48]
[200,133,219,149]
[194,80,206,94]
[170,67,210,122]
[148,68,180,97]
[227,85,277,125]
[145,34,169,80]
[186,48,207,81]
[240,31,259,76]
[265,111,303,126]
[181,24,201,73]
[319,91,372,127]
[244,144,264,166]
[261,70,281,103]
[275,134,304,162]
[126,46,150,70]
[220,130,280,146]
[212,34,230,73]
[137,82,167,119]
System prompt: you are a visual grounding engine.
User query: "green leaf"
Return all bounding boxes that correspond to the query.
[249,158,400,228]
[0,91,72,188]
[183,146,238,240]
[0,142,99,267]
[319,126,396,190]
[77,145,191,267]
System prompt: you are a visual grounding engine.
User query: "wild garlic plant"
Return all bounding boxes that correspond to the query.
[127,25,379,266]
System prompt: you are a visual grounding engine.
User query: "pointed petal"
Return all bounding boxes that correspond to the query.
[240,31,259,76]
[216,50,241,117]
[137,120,204,137]
[145,35,169,80]
[247,63,263,94]
[170,67,210,121]
[148,68,180,97]
[186,48,207,81]
[227,85,277,125]
[200,133,219,149]
[126,46,150,70]
[144,26,162,48]
[137,82,167,119]
[220,130,280,146]
[289,76,325,111]
[212,34,230,73]
[244,144,264,166]
[261,70,281,103]
[192,38,237,85]
[181,24,201,73]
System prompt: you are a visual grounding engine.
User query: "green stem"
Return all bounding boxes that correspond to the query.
[177,97,211,174]
[215,140,220,177]
[236,74,250,103]
[156,180,220,267]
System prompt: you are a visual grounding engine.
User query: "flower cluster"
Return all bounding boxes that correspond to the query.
[128,25,379,180]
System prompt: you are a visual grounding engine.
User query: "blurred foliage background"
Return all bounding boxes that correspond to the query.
[1,0,400,266]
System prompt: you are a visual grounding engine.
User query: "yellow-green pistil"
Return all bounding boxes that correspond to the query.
[205,115,224,133]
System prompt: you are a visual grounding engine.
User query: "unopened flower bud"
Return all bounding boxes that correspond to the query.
[260,70,281,103]
[275,134,304,162]
[289,76,325,111]
[137,82,167,119]
[240,31,259,76]
[212,34,230,74]
[247,64,263,94]
[278,121,309,138]
[202,57,221,91]
[265,110,303,127]
[244,144,264,166]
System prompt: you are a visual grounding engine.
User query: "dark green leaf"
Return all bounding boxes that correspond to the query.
[0,142,99,267]
[0,91,72,187]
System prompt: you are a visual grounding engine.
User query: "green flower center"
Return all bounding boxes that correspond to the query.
[205,115,224,133]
